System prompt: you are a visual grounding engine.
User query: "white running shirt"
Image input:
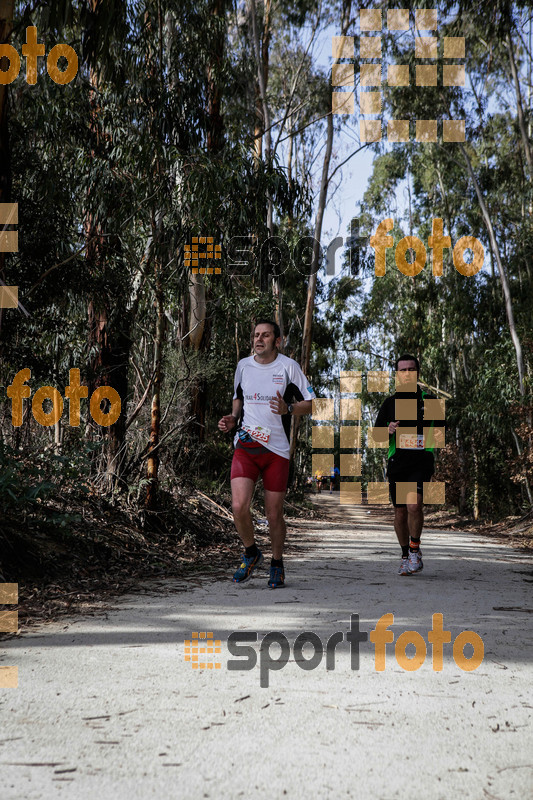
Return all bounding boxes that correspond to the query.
[233,353,316,459]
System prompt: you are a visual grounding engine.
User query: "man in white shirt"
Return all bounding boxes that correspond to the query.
[218,320,315,588]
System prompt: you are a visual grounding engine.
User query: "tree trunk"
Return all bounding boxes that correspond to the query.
[289,110,334,461]
[472,444,479,520]
[300,111,334,378]
[449,340,467,514]
[292,0,352,462]
[0,0,13,204]
[249,0,280,334]
[85,53,131,491]
[0,0,14,341]
[300,0,352,375]
[234,319,239,362]
[286,116,295,242]
[145,255,165,509]
[54,419,61,454]
[186,272,209,443]
[183,0,227,443]
[507,30,533,179]
[87,294,131,489]
[249,0,271,168]
[207,0,226,154]
[510,426,533,506]
[188,272,206,351]
[459,142,526,395]
[457,431,468,515]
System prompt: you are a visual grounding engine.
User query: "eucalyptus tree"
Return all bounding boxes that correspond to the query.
[338,0,532,514]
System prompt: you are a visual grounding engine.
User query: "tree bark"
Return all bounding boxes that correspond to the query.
[87,293,131,489]
[459,142,526,396]
[0,0,14,341]
[207,0,226,153]
[183,0,227,443]
[300,111,334,378]
[249,0,271,168]
[0,0,13,203]
[292,0,352,461]
[300,0,352,375]
[145,253,165,509]
[472,443,479,520]
[248,0,281,334]
[185,271,209,443]
[289,111,334,460]
[85,53,131,491]
[188,272,206,351]
[507,30,533,179]
[510,425,533,506]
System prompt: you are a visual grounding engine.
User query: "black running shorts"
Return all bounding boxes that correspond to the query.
[388,469,434,508]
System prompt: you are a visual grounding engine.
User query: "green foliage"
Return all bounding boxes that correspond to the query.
[4,0,530,531]
[330,1,533,517]
[0,444,54,510]
[0,440,90,512]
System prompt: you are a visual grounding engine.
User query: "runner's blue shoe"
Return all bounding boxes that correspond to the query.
[268,564,285,589]
[232,550,263,583]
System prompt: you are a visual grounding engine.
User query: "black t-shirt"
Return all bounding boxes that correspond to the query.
[374,387,445,477]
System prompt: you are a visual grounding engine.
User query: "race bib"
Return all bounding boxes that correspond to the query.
[400,433,425,450]
[242,424,271,444]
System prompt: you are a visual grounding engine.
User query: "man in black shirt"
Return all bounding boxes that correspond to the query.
[374,354,444,575]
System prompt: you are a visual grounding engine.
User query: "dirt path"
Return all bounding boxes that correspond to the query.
[1,496,532,799]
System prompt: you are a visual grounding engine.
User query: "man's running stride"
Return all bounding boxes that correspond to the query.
[218,320,314,588]
[374,354,445,576]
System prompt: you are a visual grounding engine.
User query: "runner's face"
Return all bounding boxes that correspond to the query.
[254,325,279,355]
[396,359,418,388]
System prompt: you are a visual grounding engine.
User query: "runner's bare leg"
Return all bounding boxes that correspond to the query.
[231,477,256,547]
[264,489,287,560]
[394,507,410,547]
[406,493,424,539]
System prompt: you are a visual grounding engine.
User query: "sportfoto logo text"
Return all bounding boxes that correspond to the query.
[1,27,78,85]
[185,614,485,688]
[5,369,121,427]
[225,217,483,279]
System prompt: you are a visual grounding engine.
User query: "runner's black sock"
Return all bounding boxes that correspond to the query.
[271,557,283,567]
[409,537,420,552]
[401,545,409,559]
[245,544,259,558]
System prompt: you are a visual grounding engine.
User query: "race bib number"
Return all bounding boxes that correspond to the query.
[400,433,425,450]
[243,425,271,444]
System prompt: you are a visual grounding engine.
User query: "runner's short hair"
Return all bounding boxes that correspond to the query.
[254,319,281,340]
[394,353,420,373]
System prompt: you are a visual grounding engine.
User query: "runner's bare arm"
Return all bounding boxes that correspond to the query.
[218,399,242,432]
[290,399,312,416]
[269,391,312,416]
[232,398,243,421]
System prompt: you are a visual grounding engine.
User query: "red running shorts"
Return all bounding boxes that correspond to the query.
[231,445,290,492]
